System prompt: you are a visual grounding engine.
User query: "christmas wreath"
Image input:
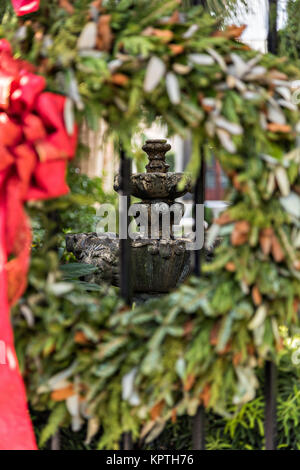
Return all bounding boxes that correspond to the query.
[0,35,77,449]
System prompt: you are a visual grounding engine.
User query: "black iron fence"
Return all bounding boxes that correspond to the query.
[117,0,279,451]
[118,140,278,451]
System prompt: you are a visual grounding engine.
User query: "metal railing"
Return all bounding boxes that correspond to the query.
[116,0,279,451]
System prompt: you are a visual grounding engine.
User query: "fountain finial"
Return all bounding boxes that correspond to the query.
[142,139,171,174]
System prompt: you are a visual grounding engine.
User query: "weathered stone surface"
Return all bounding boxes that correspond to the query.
[66,233,192,293]
[114,139,192,200]
[114,172,192,201]
[66,233,120,285]
[143,139,171,173]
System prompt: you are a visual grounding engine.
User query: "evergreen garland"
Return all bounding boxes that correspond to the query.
[3,0,300,448]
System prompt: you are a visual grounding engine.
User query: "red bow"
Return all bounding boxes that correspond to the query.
[11,0,40,16]
[0,39,77,450]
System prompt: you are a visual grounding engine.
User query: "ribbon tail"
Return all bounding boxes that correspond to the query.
[0,190,37,450]
[11,1,40,16]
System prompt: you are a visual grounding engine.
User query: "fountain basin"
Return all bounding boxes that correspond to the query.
[114,172,192,201]
[66,233,191,293]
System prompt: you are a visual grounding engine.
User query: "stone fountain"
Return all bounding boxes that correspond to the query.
[66,139,193,296]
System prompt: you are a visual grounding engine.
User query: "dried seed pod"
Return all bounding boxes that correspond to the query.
[225,262,236,272]
[215,211,232,226]
[267,123,292,133]
[97,14,113,52]
[142,27,174,43]
[252,285,262,306]
[293,260,300,270]
[59,0,75,14]
[231,221,250,246]
[271,234,285,262]
[51,384,75,402]
[110,73,129,86]
[169,44,184,55]
[259,227,273,255]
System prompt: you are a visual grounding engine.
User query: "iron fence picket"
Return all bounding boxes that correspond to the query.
[119,145,133,450]
[191,148,206,450]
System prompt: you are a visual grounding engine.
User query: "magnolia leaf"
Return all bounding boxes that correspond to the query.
[108,59,123,72]
[72,415,83,432]
[207,47,227,72]
[122,367,141,406]
[79,49,104,59]
[47,363,77,391]
[276,86,291,101]
[183,24,198,39]
[205,223,220,250]
[275,166,290,197]
[187,397,200,416]
[260,154,280,166]
[77,22,97,50]
[215,116,243,135]
[66,70,84,111]
[85,417,100,445]
[271,318,280,345]
[48,282,74,296]
[144,56,166,92]
[20,304,35,327]
[230,53,248,78]
[253,323,265,347]
[233,366,258,405]
[165,72,181,104]
[216,128,237,153]
[248,305,267,331]
[175,357,186,379]
[64,97,75,136]
[172,63,191,75]
[188,53,214,66]
[266,172,276,197]
[280,192,300,219]
[259,112,268,130]
[15,25,28,41]
[244,66,267,81]
[144,419,166,444]
[267,102,286,125]
[66,394,79,417]
[243,91,260,100]
[277,99,297,111]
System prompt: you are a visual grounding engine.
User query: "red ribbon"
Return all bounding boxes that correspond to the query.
[11,0,40,16]
[0,39,77,449]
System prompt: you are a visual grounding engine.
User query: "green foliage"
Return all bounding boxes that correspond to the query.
[14,245,123,448]
[29,351,300,450]
[39,403,68,448]
[5,0,300,450]
[279,0,300,62]
[2,1,296,157]
[0,0,11,20]
[28,166,116,251]
[149,354,300,450]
